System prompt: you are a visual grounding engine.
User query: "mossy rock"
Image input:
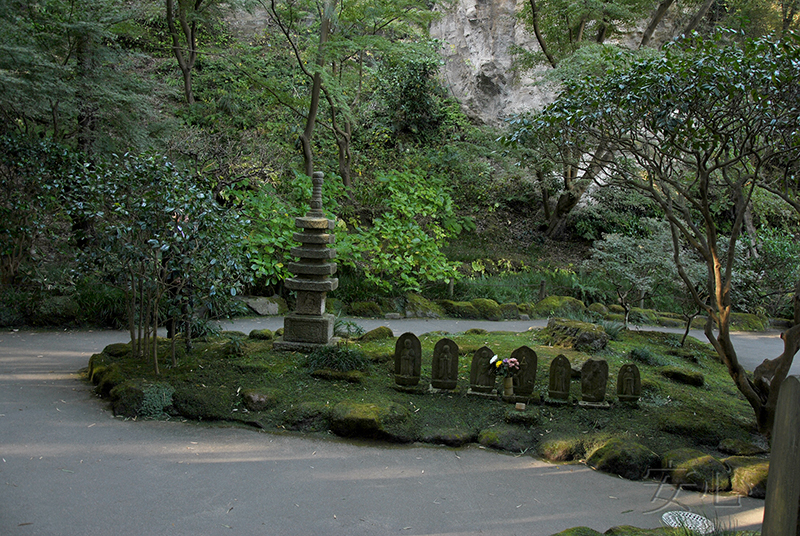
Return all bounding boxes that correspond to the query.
[500,303,521,319]
[588,303,609,315]
[94,362,125,397]
[604,527,683,536]
[655,316,682,328]
[504,408,541,426]
[608,304,625,314]
[109,380,146,418]
[533,296,586,318]
[329,401,409,439]
[542,318,609,352]
[282,402,330,432]
[478,424,537,453]
[349,301,383,317]
[471,298,503,321]
[661,448,731,491]
[549,527,604,536]
[220,330,247,339]
[360,326,393,342]
[326,298,345,315]
[404,293,444,318]
[248,329,274,340]
[465,328,488,335]
[240,389,280,411]
[659,367,704,387]
[172,385,232,420]
[657,411,721,445]
[586,438,660,481]
[88,353,111,383]
[724,456,769,498]
[630,308,658,325]
[538,437,585,462]
[438,300,481,319]
[729,312,769,331]
[310,368,364,383]
[103,343,131,358]
[421,428,475,447]
[718,438,767,456]
[518,303,534,317]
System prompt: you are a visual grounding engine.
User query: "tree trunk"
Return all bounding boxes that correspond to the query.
[166,0,198,104]
[299,1,334,177]
[527,0,557,68]
[682,0,715,35]
[640,0,675,47]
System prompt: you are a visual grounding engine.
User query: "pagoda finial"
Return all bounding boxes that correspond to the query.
[309,171,324,216]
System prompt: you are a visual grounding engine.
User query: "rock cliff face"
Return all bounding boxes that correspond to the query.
[430,0,553,126]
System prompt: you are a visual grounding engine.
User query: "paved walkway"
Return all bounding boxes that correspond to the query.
[0,319,777,535]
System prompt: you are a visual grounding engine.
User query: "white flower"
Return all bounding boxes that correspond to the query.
[489,354,499,364]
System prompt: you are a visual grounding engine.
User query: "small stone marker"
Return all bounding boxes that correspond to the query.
[469,346,497,395]
[762,375,800,536]
[548,354,571,400]
[511,346,537,397]
[394,332,422,387]
[617,363,641,403]
[580,358,609,406]
[431,338,459,390]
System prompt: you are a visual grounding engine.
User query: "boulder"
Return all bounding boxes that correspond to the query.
[478,424,537,453]
[244,296,287,316]
[718,438,768,456]
[659,367,704,387]
[404,293,444,318]
[662,448,731,491]
[360,326,393,342]
[542,318,609,352]
[586,438,660,481]
[241,389,279,412]
[533,296,586,318]
[248,329,273,340]
[471,298,503,321]
[725,456,769,498]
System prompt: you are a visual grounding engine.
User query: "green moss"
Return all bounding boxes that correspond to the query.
[661,448,730,491]
[538,437,585,462]
[659,367,704,387]
[349,301,383,317]
[172,384,233,420]
[249,329,274,340]
[658,410,721,445]
[405,293,444,318]
[728,312,769,331]
[241,389,280,411]
[478,424,537,453]
[586,438,660,480]
[725,456,769,498]
[533,296,586,317]
[471,298,503,320]
[360,326,394,341]
[588,303,608,315]
[549,527,604,536]
[438,300,481,319]
[103,343,131,358]
[95,362,125,397]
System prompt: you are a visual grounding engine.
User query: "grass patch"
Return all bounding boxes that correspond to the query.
[88,327,758,464]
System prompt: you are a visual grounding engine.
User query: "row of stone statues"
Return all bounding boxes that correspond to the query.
[393,332,642,404]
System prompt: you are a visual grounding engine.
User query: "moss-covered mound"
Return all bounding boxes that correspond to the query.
[248,329,274,340]
[501,303,521,319]
[404,293,444,318]
[659,367,704,387]
[550,527,686,536]
[729,312,769,331]
[725,456,769,498]
[478,424,537,453]
[586,438,660,480]
[662,448,731,492]
[349,301,383,317]
[533,296,586,318]
[330,401,412,441]
[360,326,394,341]
[538,437,586,462]
[540,318,609,352]
[438,300,481,319]
[471,298,503,321]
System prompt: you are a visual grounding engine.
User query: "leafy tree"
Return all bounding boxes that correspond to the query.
[0,0,154,153]
[71,154,249,374]
[535,30,800,434]
[264,0,436,186]
[586,219,683,327]
[336,170,460,293]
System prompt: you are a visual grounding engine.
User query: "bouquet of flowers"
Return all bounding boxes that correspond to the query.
[490,355,520,377]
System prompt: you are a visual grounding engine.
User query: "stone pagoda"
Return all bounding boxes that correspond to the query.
[274,172,339,351]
